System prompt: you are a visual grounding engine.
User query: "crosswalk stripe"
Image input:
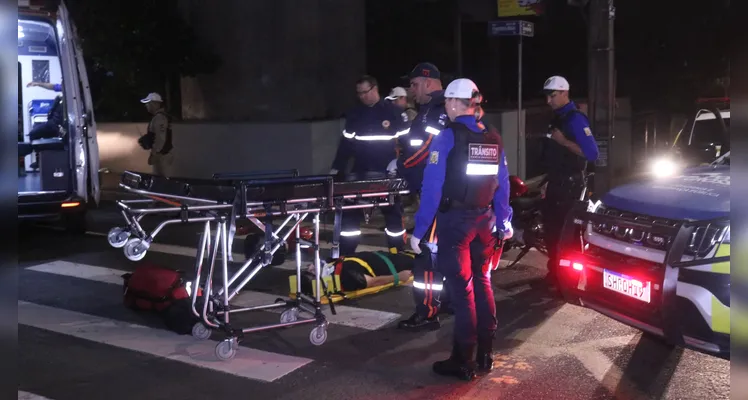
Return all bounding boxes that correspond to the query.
[232,291,401,331]
[86,231,390,269]
[25,260,401,331]
[18,391,55,400]
[18,301,313,382]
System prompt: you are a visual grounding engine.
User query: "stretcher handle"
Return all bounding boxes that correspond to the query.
[212,169,299,180]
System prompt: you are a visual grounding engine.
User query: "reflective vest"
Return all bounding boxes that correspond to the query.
[442,122,502,208]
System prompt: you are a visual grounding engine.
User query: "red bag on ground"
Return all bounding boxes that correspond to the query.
[122,264,194,312]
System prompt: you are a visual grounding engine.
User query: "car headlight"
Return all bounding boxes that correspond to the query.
[651,158,679,178]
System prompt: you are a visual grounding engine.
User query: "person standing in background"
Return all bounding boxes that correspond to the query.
[138,92,174,177]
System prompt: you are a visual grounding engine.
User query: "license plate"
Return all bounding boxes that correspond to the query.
[602,269,651,303]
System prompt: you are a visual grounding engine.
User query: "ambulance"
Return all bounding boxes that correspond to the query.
[18,0,100,232]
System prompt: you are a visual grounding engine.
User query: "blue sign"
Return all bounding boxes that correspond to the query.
[487,20,535,37]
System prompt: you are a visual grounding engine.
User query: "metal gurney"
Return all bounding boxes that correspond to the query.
[109,170,409,361]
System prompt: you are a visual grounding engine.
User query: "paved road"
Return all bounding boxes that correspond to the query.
[18,203,729,400]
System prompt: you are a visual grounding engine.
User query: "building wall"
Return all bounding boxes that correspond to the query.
[176,0,366,122]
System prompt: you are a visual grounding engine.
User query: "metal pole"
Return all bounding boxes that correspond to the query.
[517,34,523,179]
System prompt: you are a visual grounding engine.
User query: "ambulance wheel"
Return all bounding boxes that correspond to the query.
[107,227,130,248]
[280,308,299,324]
[191,322,212,340]
[309,325,328,346]
[215,339,237,361]
[123,238,148,262]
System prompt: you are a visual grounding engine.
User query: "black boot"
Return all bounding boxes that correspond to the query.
[476,334,494,373]
[432,342,477,381]
[398,313,440,331]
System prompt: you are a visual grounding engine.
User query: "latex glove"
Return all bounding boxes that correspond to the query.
[386,158,398,175]
[493,220,513,241]
[540,181,548,199]
[409,235,422,254]
[329,168,339,175]
[503,220,514,241]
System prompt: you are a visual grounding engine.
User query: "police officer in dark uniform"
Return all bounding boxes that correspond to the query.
[409,78,513,380]
[394,63,452,331]
[330,75,410,255]
[539,76,599,287]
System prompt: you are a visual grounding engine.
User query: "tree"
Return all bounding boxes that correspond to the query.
[67,0,221,121]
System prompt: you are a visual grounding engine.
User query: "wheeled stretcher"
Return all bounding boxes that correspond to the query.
[109,170,409,361]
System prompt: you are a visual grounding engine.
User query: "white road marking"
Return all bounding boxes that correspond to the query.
[232,291,401,331]
[25,261,401,331]
[18,391,55,400]
[18,301,313,383]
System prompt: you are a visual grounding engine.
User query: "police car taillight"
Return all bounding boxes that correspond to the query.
[559,258,584,271]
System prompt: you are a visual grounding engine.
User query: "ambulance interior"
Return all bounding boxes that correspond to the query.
[18,18,69,195]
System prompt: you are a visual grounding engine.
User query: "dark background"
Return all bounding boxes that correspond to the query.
[66,0,729,122]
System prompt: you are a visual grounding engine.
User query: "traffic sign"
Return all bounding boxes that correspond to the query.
[487,20,534,37]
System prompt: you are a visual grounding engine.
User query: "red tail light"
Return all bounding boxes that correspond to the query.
[559,258,584,271]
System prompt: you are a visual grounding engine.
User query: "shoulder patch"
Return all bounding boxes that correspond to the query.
[438,113,448,126]
[401,112,409,123]
[382,120,391,129]
[583,127,592,136]
[429,151,439,164]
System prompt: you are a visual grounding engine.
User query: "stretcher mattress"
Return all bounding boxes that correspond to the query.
[120,171,409,205]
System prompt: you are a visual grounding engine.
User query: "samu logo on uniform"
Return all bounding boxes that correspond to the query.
[468,144,499,163]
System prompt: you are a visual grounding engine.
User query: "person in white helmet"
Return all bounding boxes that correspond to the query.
[137,92,174,177]
[539,76,599,287]
[409,78,513,381]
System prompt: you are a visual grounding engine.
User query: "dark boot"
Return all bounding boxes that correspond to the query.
[476,334,495,373]
[432,342,477,381]
[398,313,440,331]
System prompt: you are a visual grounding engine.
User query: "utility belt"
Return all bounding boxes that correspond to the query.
[439,198,491,213]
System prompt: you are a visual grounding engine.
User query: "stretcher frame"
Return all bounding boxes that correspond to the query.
[108,170,409,361]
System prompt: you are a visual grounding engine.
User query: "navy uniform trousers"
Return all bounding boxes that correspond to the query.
[436,207,498,347]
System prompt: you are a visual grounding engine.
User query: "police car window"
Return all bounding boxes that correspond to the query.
[690,110,729,145]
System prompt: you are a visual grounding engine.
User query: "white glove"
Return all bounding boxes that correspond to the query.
[410,236,422,254]
[493,220,514,241]
[503,220,514,241]
[329,168,338,175]
[386,159,398,175]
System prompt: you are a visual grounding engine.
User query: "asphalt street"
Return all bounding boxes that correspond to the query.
[18,201,729,400]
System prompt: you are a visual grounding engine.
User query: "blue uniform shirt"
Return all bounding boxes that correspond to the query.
[555,101,599,162]
[413,115,513,239]
[331,99,410,173]
[399,90,448,169]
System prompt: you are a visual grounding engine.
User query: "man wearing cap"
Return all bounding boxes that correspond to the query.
[395,63,448,192]
[138,92,174,177]
[385,86,417,122]
[539,76,599,287]
[329,75,410,255]
[410,78,512,380]
[394,63,452,331]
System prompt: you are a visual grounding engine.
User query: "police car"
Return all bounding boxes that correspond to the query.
[557,131,730,358]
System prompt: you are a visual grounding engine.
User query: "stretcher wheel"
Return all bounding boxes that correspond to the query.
[280,308,299,323]
[107,227,130,248]
[215,339,237,361]
[123,238,149,262]
[191,322,212,340]
[309,325,328,346]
